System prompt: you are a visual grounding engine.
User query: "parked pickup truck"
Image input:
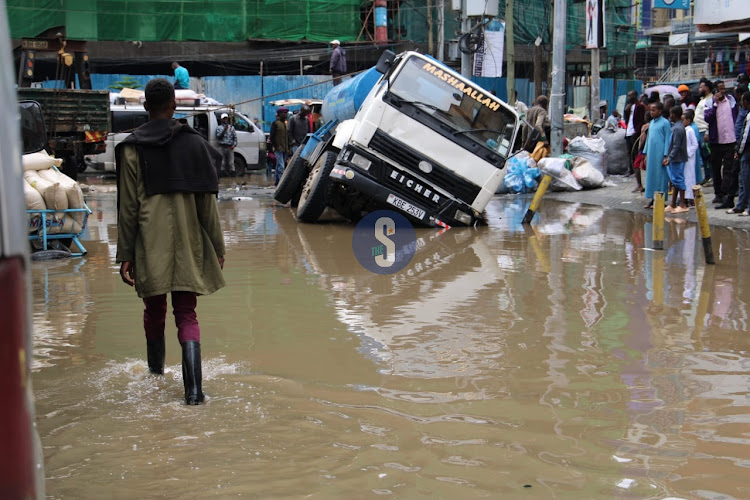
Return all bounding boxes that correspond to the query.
[16,87,110,180]
[274,51,519,228]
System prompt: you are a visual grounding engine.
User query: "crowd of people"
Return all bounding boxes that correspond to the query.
[625,75,750,216]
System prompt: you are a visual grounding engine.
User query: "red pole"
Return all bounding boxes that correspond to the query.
[374,0,388,44]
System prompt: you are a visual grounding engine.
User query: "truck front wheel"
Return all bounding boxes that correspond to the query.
[274,146,307,205]
[296,151,336,223]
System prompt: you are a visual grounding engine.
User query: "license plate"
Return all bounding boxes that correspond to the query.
[386,194,426,220]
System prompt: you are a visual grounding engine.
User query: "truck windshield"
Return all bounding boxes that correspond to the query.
[387,57,517,158]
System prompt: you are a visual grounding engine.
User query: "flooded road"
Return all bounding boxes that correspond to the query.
[31,178,750,498]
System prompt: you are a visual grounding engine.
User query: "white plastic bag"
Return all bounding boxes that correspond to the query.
[571,157,604,188]
[538,158,582,192]
[567,136,606,175]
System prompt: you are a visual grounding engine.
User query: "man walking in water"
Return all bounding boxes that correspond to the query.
[116,78,226,405]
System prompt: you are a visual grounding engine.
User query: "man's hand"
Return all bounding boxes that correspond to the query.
[662,158,669,166]
[218,256,225,270]
[120,261,135,287]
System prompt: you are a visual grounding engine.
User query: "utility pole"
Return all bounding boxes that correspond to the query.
[437,0,445,61]
[550,0,566,156]
[591,48,600,121]
[534,38,543,99]
[427,0,434,57]
[506,0,515,105]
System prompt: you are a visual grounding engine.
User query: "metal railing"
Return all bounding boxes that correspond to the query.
[657,63,708,83]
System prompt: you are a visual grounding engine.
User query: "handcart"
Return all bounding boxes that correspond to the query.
[27,205,92,257]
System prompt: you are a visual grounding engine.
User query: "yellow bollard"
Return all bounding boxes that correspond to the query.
[652,251,665,307]
[523,225,551,273]
[693,185,716,265]
[652,191,665,250]
[522,174,552,224]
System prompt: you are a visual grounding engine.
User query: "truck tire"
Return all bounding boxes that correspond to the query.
[274,146,307,204]
[296,150,336,223]
[233,155,247,177]
[62,156,78,181]
[77,160,88,174]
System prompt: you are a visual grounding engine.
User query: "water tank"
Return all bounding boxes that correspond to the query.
[321,67,382,123]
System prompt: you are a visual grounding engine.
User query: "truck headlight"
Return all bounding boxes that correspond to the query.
[351,153,372,171]
[454,209,472,225]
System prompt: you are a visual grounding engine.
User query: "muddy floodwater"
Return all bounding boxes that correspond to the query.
[31,178,750,499]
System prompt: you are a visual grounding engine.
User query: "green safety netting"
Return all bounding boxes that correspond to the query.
[497,0,635,54]
[8,0,634,54]
[7,0,362,42]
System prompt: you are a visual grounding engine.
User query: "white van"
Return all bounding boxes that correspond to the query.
[85,104,267,175]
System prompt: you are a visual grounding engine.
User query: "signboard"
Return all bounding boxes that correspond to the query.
[654,0,690,9]
[695,0,750,25]
[586,0,606,49]
[473,20,505,78]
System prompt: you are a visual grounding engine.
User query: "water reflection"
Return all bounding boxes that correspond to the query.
[29,194,750,498]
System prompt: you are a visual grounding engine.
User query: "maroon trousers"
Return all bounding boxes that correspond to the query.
[143,291,200,343]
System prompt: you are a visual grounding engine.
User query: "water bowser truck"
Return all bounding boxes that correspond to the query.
[274,50,520,228]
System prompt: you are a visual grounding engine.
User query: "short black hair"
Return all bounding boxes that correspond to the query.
[684,109,695,121]
[144,78,175,112]
[715,79,724,87]
[700,79,714,92]
[670,106,683,119]
[653,101,664,111]
[743,91,750,104]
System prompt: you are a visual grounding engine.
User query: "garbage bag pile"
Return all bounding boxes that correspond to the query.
[567,136,606,175]
[595,127,630,175]
[502,152,541,194]
[538,158,582,192]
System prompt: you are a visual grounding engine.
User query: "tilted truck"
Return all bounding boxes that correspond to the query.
[274,50,519,228]
[16,87,110,180]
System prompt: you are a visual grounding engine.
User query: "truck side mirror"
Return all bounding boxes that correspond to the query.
[18,100,47,154]
[376,50,396,74]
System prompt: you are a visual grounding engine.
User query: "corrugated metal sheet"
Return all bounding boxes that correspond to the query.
[470,77,534,108]
[600,78,616,114]
[90,74,173,90]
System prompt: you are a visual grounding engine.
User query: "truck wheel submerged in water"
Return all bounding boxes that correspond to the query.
[296,150,336,222]
[274,146,308,205]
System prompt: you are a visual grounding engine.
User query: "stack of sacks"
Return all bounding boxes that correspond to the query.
[22,151,85,235]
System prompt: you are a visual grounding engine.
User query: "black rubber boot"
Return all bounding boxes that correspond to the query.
[181,341,204,405]
[146,337,165,375]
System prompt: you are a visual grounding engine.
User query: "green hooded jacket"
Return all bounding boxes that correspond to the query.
[116,143,226,298]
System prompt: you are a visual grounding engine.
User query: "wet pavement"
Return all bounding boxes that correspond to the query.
[32,172,750,498]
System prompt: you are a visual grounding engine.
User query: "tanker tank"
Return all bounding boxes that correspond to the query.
[321,67,382,123]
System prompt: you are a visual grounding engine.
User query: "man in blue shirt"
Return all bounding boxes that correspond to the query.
[172,62,189,90]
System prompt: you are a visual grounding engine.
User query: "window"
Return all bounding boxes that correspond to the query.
[111,112,148,133]
[194,113,209,140]
[233,115,253,132]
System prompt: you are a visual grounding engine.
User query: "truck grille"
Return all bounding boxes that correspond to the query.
[368,131,481,204]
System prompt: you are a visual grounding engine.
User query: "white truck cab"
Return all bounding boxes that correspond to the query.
[85,104,267,175]
[277,51,520,228]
